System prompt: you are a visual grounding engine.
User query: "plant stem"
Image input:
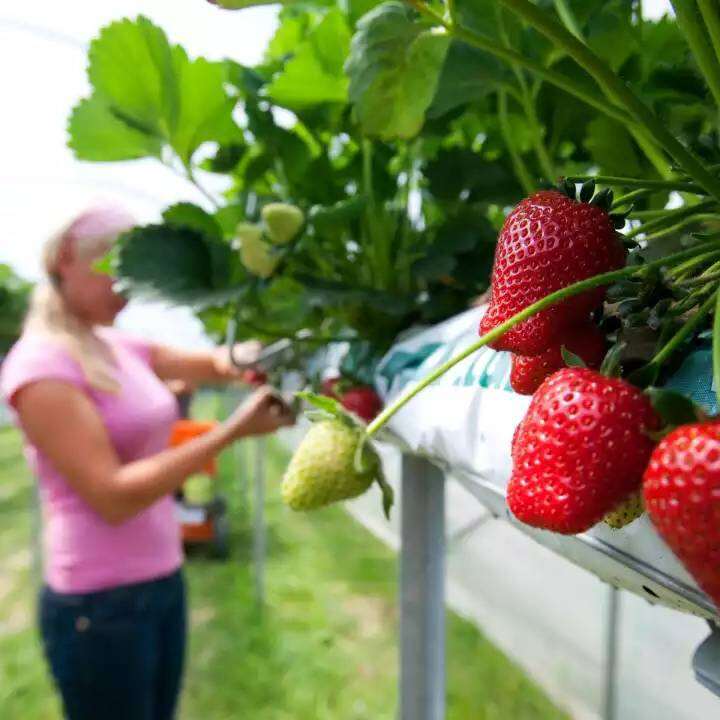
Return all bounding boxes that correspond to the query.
[640,214,720,243]
[407,0,636,127]
[679,267,720,287]
[672,1,720,111]
[499,90,535,195]
[666,249,720,279]
[698,0,720,65]
[625,199,718,238]
[714,287,720,408]
[521,84,556,182]
[366,240,720,437]
[498,0,720,201]
[651,289,717,367]
[565,175,702,192]
[185,165,221,210]
[612,188,655,210]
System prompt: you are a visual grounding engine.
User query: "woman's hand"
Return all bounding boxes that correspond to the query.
[213,341,263,379]
[224,386,295,439]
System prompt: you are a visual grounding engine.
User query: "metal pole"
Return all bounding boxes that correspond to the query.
[253,437,266,608]
[603,586,620,720]
[399,455,446,720]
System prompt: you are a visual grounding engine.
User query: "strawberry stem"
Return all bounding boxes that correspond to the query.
[650,289,718,368]
[498,0,720,202]
[672,0,720,112]
[565,175,702,193]
[366,241,720,437]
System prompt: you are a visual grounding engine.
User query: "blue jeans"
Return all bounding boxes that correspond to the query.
[39,570,186,720]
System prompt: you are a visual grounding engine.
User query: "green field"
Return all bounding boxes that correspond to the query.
[0,409,567,719]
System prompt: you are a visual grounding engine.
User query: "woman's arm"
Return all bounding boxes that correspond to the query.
[150,341,262,384]
[15,381,293,525]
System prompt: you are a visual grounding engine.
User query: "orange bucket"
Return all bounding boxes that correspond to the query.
[169,420,218,475]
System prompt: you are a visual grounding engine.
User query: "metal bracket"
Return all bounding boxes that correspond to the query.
[693,622,720,698]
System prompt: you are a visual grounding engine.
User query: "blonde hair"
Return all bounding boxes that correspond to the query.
[25,206,136,393]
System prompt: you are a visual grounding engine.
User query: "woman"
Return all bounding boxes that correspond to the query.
[0,205,294,720]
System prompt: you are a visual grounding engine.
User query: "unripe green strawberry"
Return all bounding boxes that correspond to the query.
[282,420,374,510]
[262,203,305,245]
[235,223,280,278]
[281,393,393,517]
[604,492,643,530]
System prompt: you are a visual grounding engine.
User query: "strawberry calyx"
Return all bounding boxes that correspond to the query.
[557,178,629,229]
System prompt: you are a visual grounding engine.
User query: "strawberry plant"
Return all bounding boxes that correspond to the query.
[67,0,720,603]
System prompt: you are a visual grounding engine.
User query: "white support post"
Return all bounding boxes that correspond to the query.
[253,437,266,608]
[603,586,620,720]
[400,455,446,720]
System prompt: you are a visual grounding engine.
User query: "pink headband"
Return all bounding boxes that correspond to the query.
[64,204,136,245]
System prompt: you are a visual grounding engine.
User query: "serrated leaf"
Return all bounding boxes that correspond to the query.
[68,96,163,161]
[268,9,351,108]
[163,203,223,240]
[346,2,450,140]
[88,16,177,138]
[428,40,505,118]
[115,223,236,308]
[170,48,243,163]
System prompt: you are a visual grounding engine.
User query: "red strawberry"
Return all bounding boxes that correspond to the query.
[340,386,383,424]
[321,376,341,399]
[508,367,659,534]
[242,368,267,386]
[510,322,607,395]
[480,190,626,355]
[643,423,720,607]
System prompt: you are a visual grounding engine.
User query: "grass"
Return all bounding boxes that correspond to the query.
[0,397,568,720]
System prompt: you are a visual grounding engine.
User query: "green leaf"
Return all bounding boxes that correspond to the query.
[170,48,242,164]
[115,224,237,308]
[88,16,177,138]
[208,0,285,8]
[561,346,587,368]
[646,387,706,426]
[297,390,345,416]
[428,41,506,118]
[584,116,641,177]
[268,9,351,108]
[163,203,223,240]
[68,96,163,161]
[346,2,450,140]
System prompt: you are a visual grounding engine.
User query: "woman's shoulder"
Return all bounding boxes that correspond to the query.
[0,332,85,406]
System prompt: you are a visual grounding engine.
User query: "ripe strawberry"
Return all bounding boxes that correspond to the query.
[480,190,626,355]
[340,386,383,423]
[510,322,607,395]
[242,368,267,386]
[321,376,341,399]
[643,423,720,607]
[508,368,659,534]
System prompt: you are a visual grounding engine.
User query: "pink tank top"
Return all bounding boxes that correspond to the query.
[1,328,182,594]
